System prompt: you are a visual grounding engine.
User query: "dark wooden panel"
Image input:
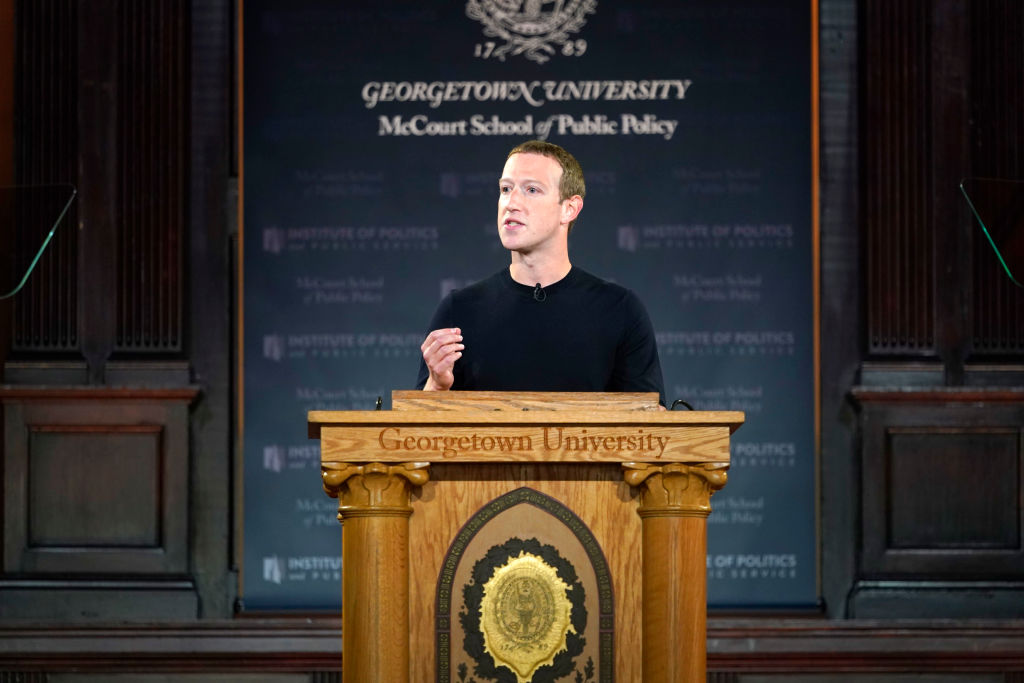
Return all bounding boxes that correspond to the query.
[12,0,79,353]
[929,0,972,383]
[968,0,1024,355]
[886,428,1019,549]
[707,674,739,683]
[3,619,1024,674]
[1,388,198,620]
[863,0,934,356]
[819,0,862,620]
[310,674,342,683]
[2,390,193,581]
[0,583,198,622]
[187,0,234,618]
[76,0,119,383]
[855,390,1024,590]
[0,673,47,683]
[0,0,13,188]
[0,0,13,371]
[9,0,190,366]
[28,426,163,547]
[850,583,1024,620]
[115,0,187,353]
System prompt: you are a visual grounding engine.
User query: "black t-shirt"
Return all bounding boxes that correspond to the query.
[416,267,666,405]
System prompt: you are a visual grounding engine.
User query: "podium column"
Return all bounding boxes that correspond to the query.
[322,461,430,683]
[624,462,728,683]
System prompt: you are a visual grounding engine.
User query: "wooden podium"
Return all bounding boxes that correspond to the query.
[310,391,743,683]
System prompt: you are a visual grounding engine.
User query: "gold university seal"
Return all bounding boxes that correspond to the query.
[479,551,575,682]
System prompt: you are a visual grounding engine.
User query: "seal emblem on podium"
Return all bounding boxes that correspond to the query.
[480,552,575,682]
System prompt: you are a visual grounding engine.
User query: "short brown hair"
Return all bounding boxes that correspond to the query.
[503,140,585,198]
[506,141,586,230]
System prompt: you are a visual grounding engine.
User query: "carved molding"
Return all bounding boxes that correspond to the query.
[622,462,728,518]
[321,461,430,520]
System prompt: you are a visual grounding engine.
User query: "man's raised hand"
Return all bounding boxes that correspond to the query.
[420,327,463,391]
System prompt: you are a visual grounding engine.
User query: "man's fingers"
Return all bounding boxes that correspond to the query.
[425,341,464,363]
[421,328,462,392]
[429,347,464,373]
[421,327,463,358]
[421,328,464,390]
[436,349,462,368]
[421,328,456,351]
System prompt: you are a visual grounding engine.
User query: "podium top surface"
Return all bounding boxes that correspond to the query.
[389,390,664,412]
[310,392,743,464]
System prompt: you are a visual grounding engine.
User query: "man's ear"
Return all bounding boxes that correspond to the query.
[561,195,583,225]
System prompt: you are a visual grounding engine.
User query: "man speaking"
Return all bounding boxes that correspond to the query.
[417,140,666,406]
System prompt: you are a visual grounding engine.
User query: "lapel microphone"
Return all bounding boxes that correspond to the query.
[533,283,546,302]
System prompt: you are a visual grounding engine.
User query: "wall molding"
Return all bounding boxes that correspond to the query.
[2,619,1024,674]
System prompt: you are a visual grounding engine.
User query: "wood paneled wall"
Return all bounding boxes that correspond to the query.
[0,0,233,624]
[11,0,78,353]
[0,0,11,192]
[852,0,1024,617]
[115,0,187,354]
[969,0,1024,354]
[863,0,1024,371]
[9,0,188,370]
[863,1,935,357]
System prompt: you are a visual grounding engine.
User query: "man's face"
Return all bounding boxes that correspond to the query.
[497,152,569,255]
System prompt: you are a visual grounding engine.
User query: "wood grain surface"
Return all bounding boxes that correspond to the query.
[407,463,644,682]
[391,390,661,412]
[312,393,742,682]
[320,423,731,463]
[642,515,708,682]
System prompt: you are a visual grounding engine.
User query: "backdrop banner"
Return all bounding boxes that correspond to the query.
[243,0,815,610]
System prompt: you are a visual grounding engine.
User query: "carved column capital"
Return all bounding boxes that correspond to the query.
[322,461,430,520]
[623,462,728,518]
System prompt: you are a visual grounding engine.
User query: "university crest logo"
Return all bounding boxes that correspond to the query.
[466,0,597,64]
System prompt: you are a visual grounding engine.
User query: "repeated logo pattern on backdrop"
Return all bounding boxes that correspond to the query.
[243,0,815,609]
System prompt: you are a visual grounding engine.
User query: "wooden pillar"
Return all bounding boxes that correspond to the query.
[77,0,119,383]
[321,461,429,683]
[624,462,728,683]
